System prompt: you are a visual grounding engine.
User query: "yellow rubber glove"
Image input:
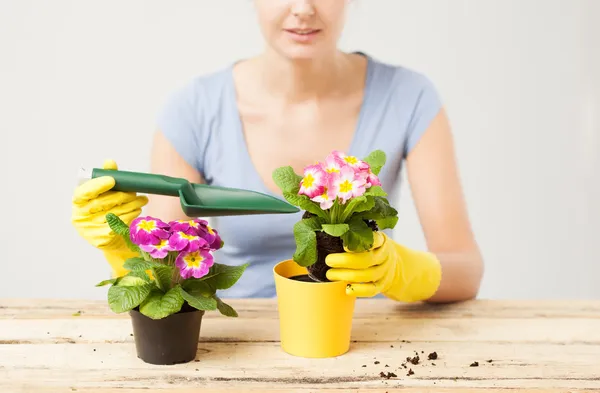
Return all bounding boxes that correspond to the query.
[71,159,148,278]
[325,232,442,302]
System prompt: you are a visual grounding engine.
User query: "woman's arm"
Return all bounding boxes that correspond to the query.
[146,129,205,222]
[405,108,484,303]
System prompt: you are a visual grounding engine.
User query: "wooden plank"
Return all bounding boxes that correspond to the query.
[1,342,599,391]
[3,299,600,392]
[1,316,599,344]
[15,389,600,393]
[2,298,600,319]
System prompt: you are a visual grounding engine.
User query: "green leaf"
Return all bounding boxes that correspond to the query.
[105,213,140,253]
[272,166,303,194]
[321,223,350,237]
[362,150,386,175]
[126,270,151,282]
[292,217,321,267]
[123,257,162,271]
[376,216,399,230]
[179,286,217,311]
[341,217,374,252]
[365,185,387,197]
[213,295,238,317]
[340,196,376,222]
[117,275,150,287]
[357,197,399,230]
[182,279,214,297]
[152,265,174,292]
[204,263,250,291]
[283,192,329,220]
[95,278,117,287]
[107,283,153,313]
[139,287,185,319]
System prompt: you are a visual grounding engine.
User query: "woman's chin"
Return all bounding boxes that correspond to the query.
[275,45,333,62]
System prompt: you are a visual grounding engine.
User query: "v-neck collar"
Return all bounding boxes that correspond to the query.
[226,52,376,198]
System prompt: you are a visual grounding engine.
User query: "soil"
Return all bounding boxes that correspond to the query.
[289,274,318,283]
[379,371,397,380]
[406,353,420,365]
[302,211,379,282]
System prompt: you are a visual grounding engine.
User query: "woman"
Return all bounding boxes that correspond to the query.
[72,0,483,303]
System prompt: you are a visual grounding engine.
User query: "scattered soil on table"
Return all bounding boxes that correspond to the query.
[366,346,492,380]
[407,353,420,365]
[302,211,378,282]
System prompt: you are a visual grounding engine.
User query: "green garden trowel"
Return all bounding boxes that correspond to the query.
[82,167,299,217]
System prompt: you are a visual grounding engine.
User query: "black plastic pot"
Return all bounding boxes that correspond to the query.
[129,305,204,365]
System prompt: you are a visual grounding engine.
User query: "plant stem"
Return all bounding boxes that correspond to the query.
[331,200,343,224]
[152,267,165,291]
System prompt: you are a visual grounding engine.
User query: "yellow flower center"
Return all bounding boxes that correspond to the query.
[156,239,169,249]
[344,156,359,165]
[180,232,197,241]
[325,167,339,173]
[138,220,156,232]
[207,225,215,235]
[184,252,204,268]
[339,180,353,193]
[177,219,198,228]
[302,174,315,188]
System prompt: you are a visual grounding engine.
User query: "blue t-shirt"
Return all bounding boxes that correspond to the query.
[157,53,442,298]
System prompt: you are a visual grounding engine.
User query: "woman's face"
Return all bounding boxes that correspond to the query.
[253,0,349,60]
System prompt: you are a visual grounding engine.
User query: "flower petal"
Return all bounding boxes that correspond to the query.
[175,249,215,279]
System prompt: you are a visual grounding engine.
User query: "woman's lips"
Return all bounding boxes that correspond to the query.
[284,28,322,43]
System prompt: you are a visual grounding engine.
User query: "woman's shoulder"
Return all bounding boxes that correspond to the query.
[361,53,444,156]
[160,65,233,107]
[364,53,440,101]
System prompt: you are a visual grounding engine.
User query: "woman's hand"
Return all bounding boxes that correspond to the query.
[325,232,442,302]
[71,159,148,276]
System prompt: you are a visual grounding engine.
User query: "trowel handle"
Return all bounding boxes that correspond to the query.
[91,168,188,197]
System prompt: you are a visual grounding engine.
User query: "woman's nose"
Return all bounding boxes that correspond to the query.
[290,0,316,19]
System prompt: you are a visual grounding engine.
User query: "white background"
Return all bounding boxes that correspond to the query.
[1,0,598,300]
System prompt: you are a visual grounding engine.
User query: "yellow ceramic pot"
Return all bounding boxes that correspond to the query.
[273,259,356,358]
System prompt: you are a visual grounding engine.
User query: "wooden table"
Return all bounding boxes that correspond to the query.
[1,298,599,392]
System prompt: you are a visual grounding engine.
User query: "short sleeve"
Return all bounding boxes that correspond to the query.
[403,74,443,158]
[156,79,207,175]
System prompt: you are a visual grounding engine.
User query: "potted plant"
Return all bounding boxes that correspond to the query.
[95,213,248,365]
[271,149,399,358]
